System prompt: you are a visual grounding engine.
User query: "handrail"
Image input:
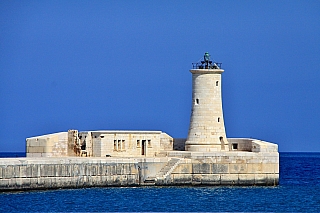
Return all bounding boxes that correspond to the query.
[192,62,222,69]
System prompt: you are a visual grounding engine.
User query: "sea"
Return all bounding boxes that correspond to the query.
[0,152,320,212]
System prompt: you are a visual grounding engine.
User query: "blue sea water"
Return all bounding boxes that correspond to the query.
[0,152,320,212]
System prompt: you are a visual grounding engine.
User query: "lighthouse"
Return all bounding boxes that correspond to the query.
[185,52,229,152]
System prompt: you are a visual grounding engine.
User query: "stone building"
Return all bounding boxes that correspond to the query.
[27,130,173,157]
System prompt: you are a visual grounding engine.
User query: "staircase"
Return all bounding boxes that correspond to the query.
[144,158,181,185]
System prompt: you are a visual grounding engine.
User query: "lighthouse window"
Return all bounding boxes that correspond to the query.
[218,117,220,122]
[216,81,219,86]
[195,99,199,105]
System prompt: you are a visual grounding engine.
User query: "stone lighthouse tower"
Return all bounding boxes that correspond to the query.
[185,52,229,152]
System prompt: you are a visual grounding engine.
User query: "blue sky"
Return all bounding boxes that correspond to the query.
[1,1,319,152]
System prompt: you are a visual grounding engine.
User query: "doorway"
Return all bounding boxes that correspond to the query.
[220,137,225,150]
[141,140,146,156]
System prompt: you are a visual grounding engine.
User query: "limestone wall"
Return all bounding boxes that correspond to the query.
[26,130,174,158]
[26,132,68,157]
[0,153,279,191]
[0,157,167,191]
[90,131,173,158]
[19,137,279,190]
[227,138,278,153]
[166,152,279,186]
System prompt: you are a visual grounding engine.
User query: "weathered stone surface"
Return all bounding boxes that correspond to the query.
[0,154,279,191]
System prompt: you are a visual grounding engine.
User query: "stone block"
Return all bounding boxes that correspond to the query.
[229,163,247,174]
[221,174,239,185]
[26,165,33,178]
[247,163,262,173]
[4,166,14,179]
[127,174,138,186]
[254,174,267,185]
[116,164,123,175]
[191,174,202,184]
[101,164,108,176]
[30,177,38,188]
[262,163,276,173]
[192,163,211,174]
[212,163,229,174]
[267,174,279,185]
[200,174,221,185]
[238,174,255,185]
[106,174,114,186]
[172,174,192,184]
[54,165,62,177]
[27,146,44,153]
[32,164,40,177]
[172,164,192,174]
[16,178,31,188]
[0,179,9,188]
[29,141,40,147]
[19,165,27,178]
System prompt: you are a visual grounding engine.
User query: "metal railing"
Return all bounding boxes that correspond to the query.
[192,61,222,69]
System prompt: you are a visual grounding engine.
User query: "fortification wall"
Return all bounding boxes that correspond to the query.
[0,153,278,191]
[164,152,279,186]
[0,157,168,191]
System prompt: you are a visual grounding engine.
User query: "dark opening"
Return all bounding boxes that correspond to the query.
[232,143,238,150]
[81,142,86,150]
[218,117,220,122]
[142,140,146,155]
[216,81,219,86]
[196,99,199,105]
[220,137,225,150]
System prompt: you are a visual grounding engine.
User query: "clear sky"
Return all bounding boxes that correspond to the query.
[1,1,319,152]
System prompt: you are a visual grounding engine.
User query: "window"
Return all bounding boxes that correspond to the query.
[100,135,104,138]
[118,140,121,150]
[148,140,152,148]
[232,143,238,150]
[195,98,199,105]
[137,140,140,147]
[113,140,117,150]
[218,117,220,122]
[216,81,219,86]
[122,140,125,150]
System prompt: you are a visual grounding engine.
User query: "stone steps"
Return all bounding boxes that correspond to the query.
[144,158,181,184]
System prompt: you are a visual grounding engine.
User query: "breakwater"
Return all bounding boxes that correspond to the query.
[0,151,278,191]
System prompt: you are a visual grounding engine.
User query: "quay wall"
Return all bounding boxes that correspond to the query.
[164,151,279,186]
[0,158,165,191]
[0,153,278,191]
